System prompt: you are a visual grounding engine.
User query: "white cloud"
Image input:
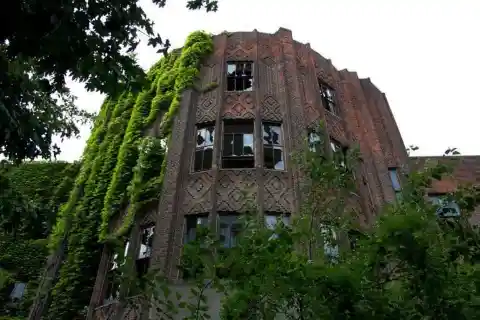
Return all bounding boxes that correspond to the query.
[57,0,480,161]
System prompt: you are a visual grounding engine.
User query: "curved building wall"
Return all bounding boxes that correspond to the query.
[87,28,410,316]
[149,28,409,279]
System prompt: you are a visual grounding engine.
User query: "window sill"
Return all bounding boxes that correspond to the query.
[325,109,341,119]
[263,168,287,173]
[225,90,254,93]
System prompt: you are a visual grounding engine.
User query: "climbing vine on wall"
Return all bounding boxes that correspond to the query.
[46,31,214,319]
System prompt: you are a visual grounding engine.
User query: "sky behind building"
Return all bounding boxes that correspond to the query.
[60,0,480,161]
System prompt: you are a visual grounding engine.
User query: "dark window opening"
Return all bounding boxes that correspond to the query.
[428,194,461,217]
[263,123,284,170]
[104,270,120,303]
[330,139,347,167]
[318,80,337,115]
[308,130,323,153]
[136,224,154,278]
[222,120,254,168]
[194,124,215,172]
[136,258,150,279]
[218,213,242,248]
[227,61,253,92]
[185,215,209,243]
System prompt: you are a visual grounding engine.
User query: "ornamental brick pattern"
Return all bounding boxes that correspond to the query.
[84,28,480,319]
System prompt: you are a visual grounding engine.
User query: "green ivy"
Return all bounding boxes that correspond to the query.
[46,31,213,319]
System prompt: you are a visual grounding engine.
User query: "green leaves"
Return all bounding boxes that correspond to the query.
[175,138,480,320]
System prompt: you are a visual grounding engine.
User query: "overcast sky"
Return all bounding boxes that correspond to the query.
[59,0,480,161]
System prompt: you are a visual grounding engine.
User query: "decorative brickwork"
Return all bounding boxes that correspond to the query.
[85,28,480,320]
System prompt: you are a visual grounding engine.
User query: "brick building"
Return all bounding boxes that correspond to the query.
[30,28,480,320]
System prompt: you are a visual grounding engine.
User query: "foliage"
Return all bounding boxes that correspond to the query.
[172,138,480,320]
[45,31,213,319]
[1,0,218,162]
[0,161,80,238]
[0,161,79,318]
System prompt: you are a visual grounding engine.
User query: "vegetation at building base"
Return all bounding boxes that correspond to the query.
[44,31,214,320]
[1,0,219,163]
[111,138,480,320]
[0,161,80,319]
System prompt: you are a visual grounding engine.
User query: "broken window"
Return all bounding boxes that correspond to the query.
[227,61,253,91]
[110,240,130,270]
[320,225,339,262]
[265,213,290,240]
[104,270,120,303]
[194,124,215,172]
[222,120,255,168]
[428,194,461,217]
[308,130,323,153]
[318,80,337,115]
[185,214,209,243]
[10,282,26,301]
[136,224,155,278]
[330,139,346,167]
[218,214,242,248]
[263,123,284,170]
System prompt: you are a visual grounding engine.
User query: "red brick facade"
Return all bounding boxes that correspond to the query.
[85,28,480,319]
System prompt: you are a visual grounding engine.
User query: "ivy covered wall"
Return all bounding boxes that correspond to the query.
[44,31,214,319]
[0,161,80,318]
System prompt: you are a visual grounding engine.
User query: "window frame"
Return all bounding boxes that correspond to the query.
[427,193,461,217]
[184,214,210,244]
[217,213,242,248]
[192,123,215,172]
[136,223,155,278]
[265,212,291,240]
[308,130,323,153]
[226,61,254,92]
[318,79,338,115]
[262,122,285,171]
[330,138,347,167]
[221,120,255,169]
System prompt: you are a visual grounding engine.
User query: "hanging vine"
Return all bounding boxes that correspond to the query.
[46,31,213,319]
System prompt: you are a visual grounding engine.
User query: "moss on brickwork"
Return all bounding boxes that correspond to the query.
[46,31,214,319]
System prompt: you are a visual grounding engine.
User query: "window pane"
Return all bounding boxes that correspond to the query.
[223,134,233,156]
[388,169,401,191]
[243,77,253,91]
[138,226,154,259]
[10,283,26,300]
[233,134,243,156]
[227,63,236,75]
[265,215,278,230]
[264,146,274,169]
[227,77,235,91]
[196,128,206,148]
[202,147,213,170]
[330,141,339,153]
[194,150,203,171]
[205,127,214,146]
[243,134,254,155]
[230,223,242,247]
[273,147,284,170]
[309,132,322,152]
[263,123,281,145]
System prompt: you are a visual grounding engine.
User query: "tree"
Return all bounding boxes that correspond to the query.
[159,134,479,319]
[0,0,218,162]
